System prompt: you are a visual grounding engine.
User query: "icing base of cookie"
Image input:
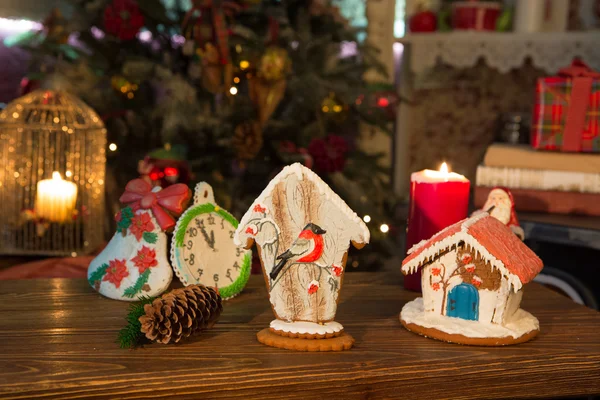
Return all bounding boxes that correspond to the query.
[257,328,354,351]
[270,320,343,336]
[400,297,539,346]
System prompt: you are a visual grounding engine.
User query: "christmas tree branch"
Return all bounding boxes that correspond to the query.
[117,296,155,349]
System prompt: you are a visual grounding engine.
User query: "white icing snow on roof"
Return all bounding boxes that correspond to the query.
[402,213,525,291]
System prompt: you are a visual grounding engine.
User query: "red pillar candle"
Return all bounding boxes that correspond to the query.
[404,163,470,291]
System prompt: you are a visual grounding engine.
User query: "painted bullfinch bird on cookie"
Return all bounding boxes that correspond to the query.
[269,223,326,280]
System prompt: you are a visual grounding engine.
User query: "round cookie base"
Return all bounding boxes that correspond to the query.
[400,315,539,346]
[257,328,354,351]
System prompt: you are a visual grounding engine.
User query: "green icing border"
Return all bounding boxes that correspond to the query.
[218,252,252,299]
[173,203,250,299]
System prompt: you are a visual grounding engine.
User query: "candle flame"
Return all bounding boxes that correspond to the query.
[440,162,449,174]
[52,171,62,180]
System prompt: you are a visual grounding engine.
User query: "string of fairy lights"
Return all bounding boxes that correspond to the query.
[362,214,389,233]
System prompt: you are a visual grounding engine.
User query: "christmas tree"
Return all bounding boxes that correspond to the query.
[10,0,397,264]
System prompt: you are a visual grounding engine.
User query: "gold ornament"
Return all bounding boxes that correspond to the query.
[320,92,347,123]
[258,47,291,82]
[249,79,287,126]
[233,120,263,160]
[111,75,139,99]
[198,43,233,94]
[248,47,290,125]
[43,8,70,44]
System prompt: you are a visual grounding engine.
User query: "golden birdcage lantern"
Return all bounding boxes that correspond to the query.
[0,90,106,255]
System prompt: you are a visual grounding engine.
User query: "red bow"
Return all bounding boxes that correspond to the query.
[558,60,600,79]
[119,179,191,231]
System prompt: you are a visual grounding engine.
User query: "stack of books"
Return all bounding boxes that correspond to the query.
[475,144,600,216]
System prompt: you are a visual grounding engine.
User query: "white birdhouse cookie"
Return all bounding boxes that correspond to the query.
[234,163,370,351]
[170,182,251,300]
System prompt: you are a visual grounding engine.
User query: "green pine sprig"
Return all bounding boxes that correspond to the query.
[88,263,109,287]
[116,206,134,234]
[142,231,158,244]
[117,296,156,349]
[123,269,151,298]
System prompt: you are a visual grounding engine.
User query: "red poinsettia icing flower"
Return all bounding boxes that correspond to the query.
[332,265,343,277]
[465,264,476,273]
[432,282,440,291]
[130,212,154,241]
[103,259,129,288]
[431,267,441,276]
[103,0,145,41]
[308,280,320,294]
[461,254,473,264]
[253,203,268,214]
[472,276,482,287]
[115,210,122,223]
[131,246,158,273]
[308,135,349,174]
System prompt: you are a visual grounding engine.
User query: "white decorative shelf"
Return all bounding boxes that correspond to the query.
[397,32,600,74]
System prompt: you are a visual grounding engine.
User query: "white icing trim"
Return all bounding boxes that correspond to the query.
[407,212,487,255]
[193,182,215,205]
[401,298,539,339]
[402,32,600,75]
[269,319,344,335]
[234,163,370,246]
[462,211,488,228]
[407,239,427,255]
[402,214,524,291]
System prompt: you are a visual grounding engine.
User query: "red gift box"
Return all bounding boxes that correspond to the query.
[532,60,600,153]
[451,1,501,31]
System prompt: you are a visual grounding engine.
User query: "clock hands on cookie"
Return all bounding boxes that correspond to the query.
[170,182,251,300]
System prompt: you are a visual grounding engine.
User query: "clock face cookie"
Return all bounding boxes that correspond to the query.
[171,182,251,299]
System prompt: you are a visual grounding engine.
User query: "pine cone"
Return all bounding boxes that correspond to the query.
[139,285,222,344]
[232,120,263,160]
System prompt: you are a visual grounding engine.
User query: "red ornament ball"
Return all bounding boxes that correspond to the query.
[308,135,349,174]
[409,9,437,32]
[103,0,145,41]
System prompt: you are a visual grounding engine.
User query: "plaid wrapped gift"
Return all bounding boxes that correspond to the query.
[532,60,600,153]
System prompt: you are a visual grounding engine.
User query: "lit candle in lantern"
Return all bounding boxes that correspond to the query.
[35,172,78,223]
[404,162,470,291]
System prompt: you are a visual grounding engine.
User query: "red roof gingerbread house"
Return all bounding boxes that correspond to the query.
[400,212,544,346]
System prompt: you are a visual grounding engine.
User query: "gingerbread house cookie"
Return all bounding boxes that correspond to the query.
[234,163,370,351]
[400,213,544,346]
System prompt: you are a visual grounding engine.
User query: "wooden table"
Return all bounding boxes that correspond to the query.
[1,269,599,399]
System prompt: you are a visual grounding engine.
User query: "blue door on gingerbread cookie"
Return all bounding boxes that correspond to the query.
[447,283,479,321]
